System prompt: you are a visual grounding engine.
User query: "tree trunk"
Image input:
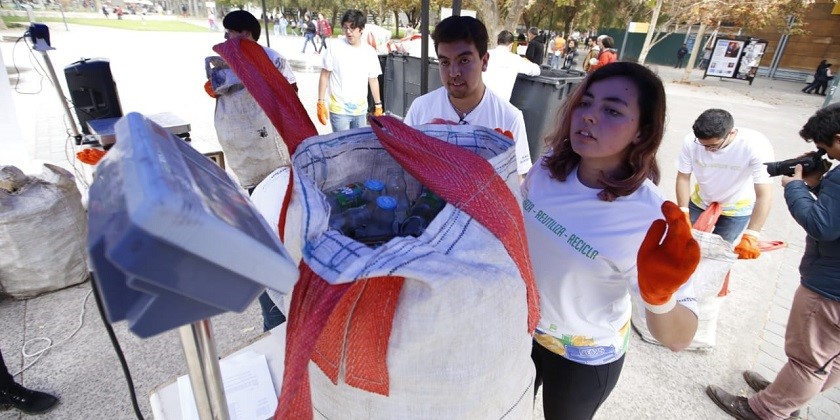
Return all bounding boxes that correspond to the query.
[636,0,663,65]
[681,22,706,82]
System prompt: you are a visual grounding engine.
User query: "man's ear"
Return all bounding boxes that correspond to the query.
[482,52,489,72]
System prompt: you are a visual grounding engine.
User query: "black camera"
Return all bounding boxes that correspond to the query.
[764,150,828,177]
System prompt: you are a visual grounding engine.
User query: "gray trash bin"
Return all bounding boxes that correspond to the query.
[509,68,585,164]
[384,53,443,118]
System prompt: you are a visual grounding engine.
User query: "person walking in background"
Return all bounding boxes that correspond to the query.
[277,15,288,36]
[706,104,840,420]
[548,33,565,70]
[699,47,712,70]
[818,64,834,96]
[301,13,318,53]
[675,43,689,68]
[207,10,218,31]
[273,15,280,36]
[803,60,830,95]
[524,61,701,419]
[582,36,600,73]
[0,349,58,414]
[561,39,578,70]
[588,36,617,72]
[676,109,774,254]
[101,4,109,18]
[404,16,533,179]
[316,13,332,53]
[483,30,540,101]
[525,27,545,65]
[316,9,382,132]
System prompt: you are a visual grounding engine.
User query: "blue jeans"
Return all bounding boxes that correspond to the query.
[258,291,285,332]
[688,201,750,244]
[329,113,366,132]
[302,32,317,53]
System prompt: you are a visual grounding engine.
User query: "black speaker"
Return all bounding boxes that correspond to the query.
[64,58,123,134]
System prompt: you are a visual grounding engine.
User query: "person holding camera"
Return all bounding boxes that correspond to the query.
[676,109,775,258]
[706,104,840,420]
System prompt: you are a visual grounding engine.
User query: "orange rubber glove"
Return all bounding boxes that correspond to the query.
[203,80,218,98]
[735,229,761,259]
[637,201,701,314]
[494,128,514,140]
[317,100,328,125]
[76,148,107,165]
[374,104,384,116]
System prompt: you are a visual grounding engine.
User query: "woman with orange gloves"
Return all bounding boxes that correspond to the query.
[521,62,701,419]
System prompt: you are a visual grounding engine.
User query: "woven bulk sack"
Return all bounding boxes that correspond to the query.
[208,57,291,188]
[0,164,88,298]
[279,123,538,419]
[213,38,539,420]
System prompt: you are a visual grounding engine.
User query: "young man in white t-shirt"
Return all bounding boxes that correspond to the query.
[403,16,532,176]
[316,9,383,132]
[675,108,775,258]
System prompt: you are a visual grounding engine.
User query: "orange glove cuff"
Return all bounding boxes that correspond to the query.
[637,201,701,313]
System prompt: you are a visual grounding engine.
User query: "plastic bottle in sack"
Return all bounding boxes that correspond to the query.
[362,179,385,209]
[326,182,365,213]
[355,196,398,247]
[329,205,370,238]
[400,188,446,237]
[385,168,410,221]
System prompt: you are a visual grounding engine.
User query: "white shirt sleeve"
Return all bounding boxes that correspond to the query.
[676,133,694,174]
[510,110,532,174]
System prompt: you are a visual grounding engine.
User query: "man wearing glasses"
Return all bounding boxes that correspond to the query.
[317,9,383,132]
[675,108,775,258]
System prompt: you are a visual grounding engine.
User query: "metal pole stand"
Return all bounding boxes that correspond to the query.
[178,319,230,420]
[37,48,83,144]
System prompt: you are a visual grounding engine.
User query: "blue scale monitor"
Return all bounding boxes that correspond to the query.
[87,113,297,338]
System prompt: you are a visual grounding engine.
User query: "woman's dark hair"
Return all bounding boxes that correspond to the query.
[223,10,261,41]
[432,15,489,57]
[799,103,840,147]
[341,9,366,30]
[542,62,666,201]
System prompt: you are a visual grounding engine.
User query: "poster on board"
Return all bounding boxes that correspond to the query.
[706,38,744,78]
[735,39,767,81]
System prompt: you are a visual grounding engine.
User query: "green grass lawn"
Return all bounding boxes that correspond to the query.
[1,15,206,32]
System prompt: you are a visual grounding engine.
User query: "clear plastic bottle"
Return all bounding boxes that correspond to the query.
[400,188,446,237]
[329,205,370,239]
[385,168,410,222]
[368,195,397,238]
[363,179,385,211]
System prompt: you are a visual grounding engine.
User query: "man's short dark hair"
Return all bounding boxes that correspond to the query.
[799,103,840,147]
[223,10,261,41]
[601,36,614,49]
[497,30,514,46]
[693,108,735,139]
[432,16,489,57]
[341,9,366,31]
[528,27,538,37]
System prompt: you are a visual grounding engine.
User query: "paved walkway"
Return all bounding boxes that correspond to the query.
[0,20,838,419]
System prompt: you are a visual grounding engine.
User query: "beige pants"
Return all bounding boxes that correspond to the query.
[749,285,840,419]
